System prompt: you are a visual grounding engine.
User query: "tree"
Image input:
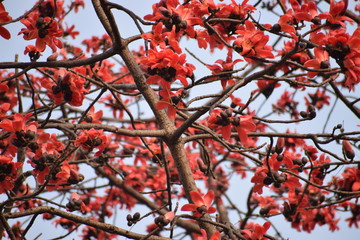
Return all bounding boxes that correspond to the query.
[0,0,359,239]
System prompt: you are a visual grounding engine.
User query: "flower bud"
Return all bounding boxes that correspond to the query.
[275,137,285,154]
[342,140,355,160]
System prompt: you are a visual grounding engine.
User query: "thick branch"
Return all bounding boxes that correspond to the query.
[4,206,170,240]
[0,48,116,69]
[42,122,166,137]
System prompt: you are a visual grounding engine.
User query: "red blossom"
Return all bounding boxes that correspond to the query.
[0,156,22,193]
[232,114,256,147]
[241,222,271,240]
[140,48,194,90]
[74,128,109,156]
[19,13,63,52]
[82,34,112,53]
[0,3,12,39]
[304,47,330,78]
[181,190,217,217]
[234,20,274,60]
[319,0,352,28]
[194,229,221,240]
[156,89,186,120]
[41,68,88,106]
[277,10,298,40]
[206,50,242,89]
[66,193,91,213]
[337,167,360,192]
[305,89,331,110]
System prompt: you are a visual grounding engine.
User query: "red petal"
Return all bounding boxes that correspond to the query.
[203,190,215,207]
[181,204,198,212]
[221,125,231,141]
[207,206,217,214]
[190,191,204,206]
[0,27,10,40]
[352,181,360,191]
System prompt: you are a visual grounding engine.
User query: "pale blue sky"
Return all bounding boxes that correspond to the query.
[0,1,359,239]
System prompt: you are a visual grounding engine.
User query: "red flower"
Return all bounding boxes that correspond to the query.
[156,89,186,120]
[63,24,79,39]
[241,222,271,240]
[66,193,91,213]
[277,10,297,39]
[0,156,22,193]
[304,47,330,78]
[24,45,42,61]
[273,90,299,119]
[0,3,12,39]
[232,114,256,147]
[181,190,217,217]
[206,50,242,89]
[82,34,112,53]
[255,80,281,98]
[70,0,85,13]
[234,20,274,60]
[41,68,88,106]
[319,0,352,28]
[305,89,331,110]
[291,1,319,23]
[207,109,232,141]
[81,107,103,124]
[19,13,63,52]
[140,48,194,90]
[142,22,168,50]
[0,112,37,133]
[74,128,109,156]
[142,22,181,54]
[194,229,221,240]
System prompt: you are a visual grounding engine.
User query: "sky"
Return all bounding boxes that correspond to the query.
[0,0,359,239]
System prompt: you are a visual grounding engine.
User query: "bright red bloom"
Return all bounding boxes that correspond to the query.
[194,229,221,240]
[304,47,330,78]
[66,193,91,213]
[140,48,194,90]
[74,128,109,156]
[81,106,103,124]
[41,68,88,106]
[206,50,242,89]
[0,112,37,133]
[19,13,63,52]
[277,40,310,65]
[207,109,232,141]
[291,0,319,23]
[70,0,85,13]
[156,89,186,120]
[232,114,256,147]
[241,222,271,240]
[319,0,352,28]
[181,190,217,217]
[24,45,42,61]
[338,167,360,192]
[0,3,12,39]
[255,80,281,98]
[305,89,331,110]
[234,20,274,60]
[277,10,298,40]
[0,156,22,193]
[142,22,181,54]
[82,34,112,53]
[142,22,168,50]
[63,24,79,39]
[273,90,299,119]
